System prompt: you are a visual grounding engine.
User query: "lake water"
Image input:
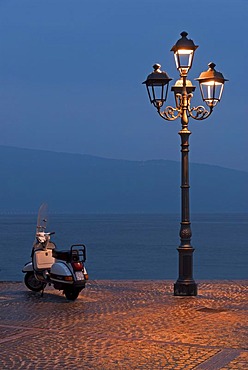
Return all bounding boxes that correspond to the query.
[0,213,247,281]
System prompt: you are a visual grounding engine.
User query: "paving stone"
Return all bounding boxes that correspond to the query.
[0,280,247,369]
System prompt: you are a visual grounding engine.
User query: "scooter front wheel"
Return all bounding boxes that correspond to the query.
[24,272,46,292]
[64,287,81,301]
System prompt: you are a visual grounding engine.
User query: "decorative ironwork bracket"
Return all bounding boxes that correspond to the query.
[158,106,180,121]
[157,93,213,122]
[188,105,213,120]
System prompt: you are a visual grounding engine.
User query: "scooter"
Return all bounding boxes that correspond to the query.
[22,204,88,301]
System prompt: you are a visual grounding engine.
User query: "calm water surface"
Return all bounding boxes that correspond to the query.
[0,213,247,281]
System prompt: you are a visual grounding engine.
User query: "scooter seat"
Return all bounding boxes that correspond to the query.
[52,249,71,262]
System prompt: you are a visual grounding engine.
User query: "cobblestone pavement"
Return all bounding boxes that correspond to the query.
[0,280,247,369]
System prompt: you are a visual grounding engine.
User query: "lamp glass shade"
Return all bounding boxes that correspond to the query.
[174,49,194,75]
[171,32,198,75]
[146,83,169,108]
[196,62,228,107]
[199,80,224,107]
[143,64,172,109]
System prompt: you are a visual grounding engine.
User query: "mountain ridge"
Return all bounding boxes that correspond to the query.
[0,145,247,213]
[1,145,247,174]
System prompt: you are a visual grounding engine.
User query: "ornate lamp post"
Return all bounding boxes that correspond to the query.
[143,32,228,296]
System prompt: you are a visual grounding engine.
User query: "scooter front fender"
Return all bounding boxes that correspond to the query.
[22,261,33,273]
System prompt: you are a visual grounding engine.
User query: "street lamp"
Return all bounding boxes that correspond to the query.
[143,32,228,296]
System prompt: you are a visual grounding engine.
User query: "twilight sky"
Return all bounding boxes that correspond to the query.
[0,0,247,171]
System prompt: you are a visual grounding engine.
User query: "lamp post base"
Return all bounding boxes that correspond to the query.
[174,281,197,296]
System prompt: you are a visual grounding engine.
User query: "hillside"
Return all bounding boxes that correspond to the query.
[0,146,247,213]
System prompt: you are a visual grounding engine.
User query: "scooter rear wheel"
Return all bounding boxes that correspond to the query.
[24,272,46,292]
[64,287,81,301]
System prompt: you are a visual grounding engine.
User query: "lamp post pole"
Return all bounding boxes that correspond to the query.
[143,32,227,296]
[175,76,195,296]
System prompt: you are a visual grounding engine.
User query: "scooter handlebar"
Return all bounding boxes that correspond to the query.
[36,231,55,243]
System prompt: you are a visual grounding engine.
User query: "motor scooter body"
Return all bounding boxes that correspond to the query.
[22,204,88,300]
[50,245,88,290]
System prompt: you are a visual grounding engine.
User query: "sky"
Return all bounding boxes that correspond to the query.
[0,0,247,172]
